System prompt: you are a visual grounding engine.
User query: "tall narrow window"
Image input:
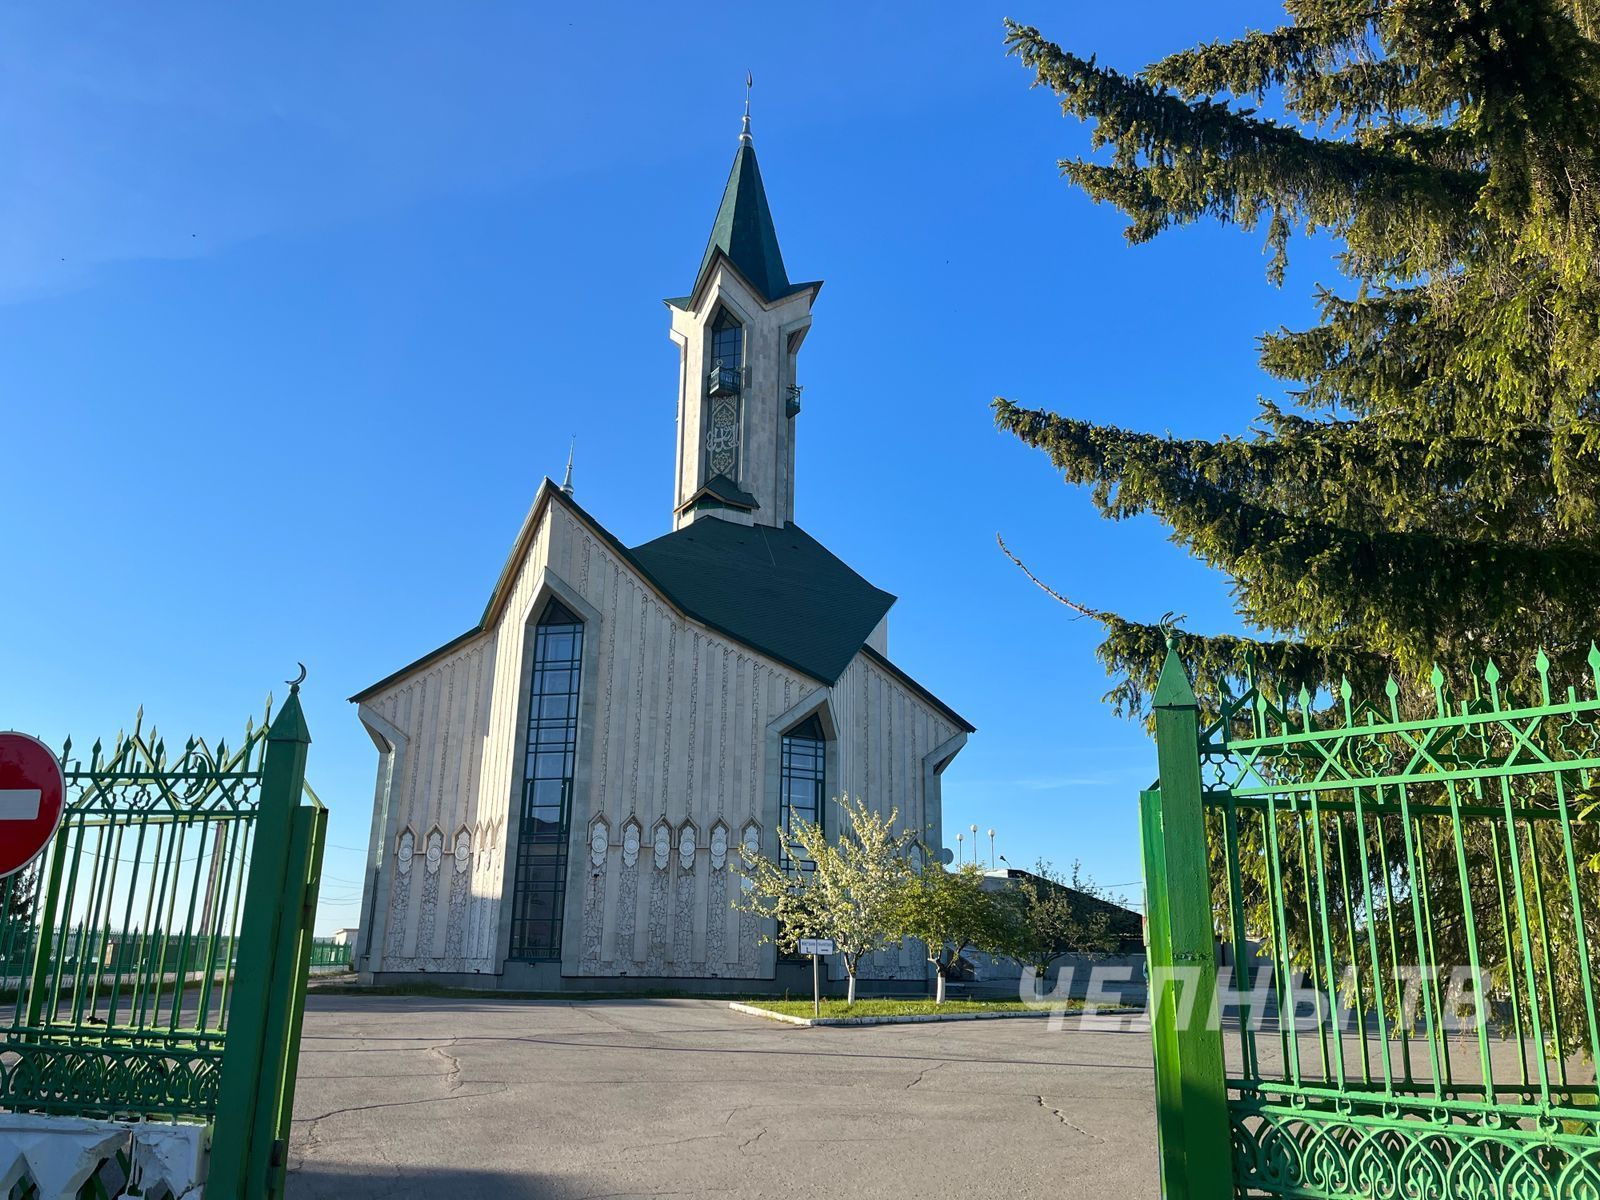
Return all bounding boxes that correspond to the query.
[780,714,826,868]
[711,308,743,381]
[706,310,742,479]
[509,599,583,960]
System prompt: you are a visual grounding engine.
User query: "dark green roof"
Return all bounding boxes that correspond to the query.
[679,474,759,512]
[629,519,894,686]
[690,142,799,304]
[353,483,972,732]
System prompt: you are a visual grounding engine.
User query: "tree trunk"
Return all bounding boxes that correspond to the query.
[936,971,947,1005]
[847,970,857,1006]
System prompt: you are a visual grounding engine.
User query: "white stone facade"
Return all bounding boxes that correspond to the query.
[670,258,813,530]
[350,125,969,992]
[352,495,966,987]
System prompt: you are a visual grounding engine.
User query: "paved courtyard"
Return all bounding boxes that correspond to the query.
[288,995,1158,1199]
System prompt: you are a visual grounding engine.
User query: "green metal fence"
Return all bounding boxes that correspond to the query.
[308,936,351,971]
[0,682,326,1199]
[1143,638,1600,1198]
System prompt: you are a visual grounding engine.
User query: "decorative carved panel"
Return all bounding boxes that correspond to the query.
[678,821,698,872]
[652,821,671,872]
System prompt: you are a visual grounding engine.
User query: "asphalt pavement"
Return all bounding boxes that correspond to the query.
[287,995,1159,1199]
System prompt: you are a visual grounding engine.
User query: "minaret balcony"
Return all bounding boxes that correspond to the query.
[707,360,744,396]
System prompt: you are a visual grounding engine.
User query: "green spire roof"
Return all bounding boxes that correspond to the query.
[691,140,793,302]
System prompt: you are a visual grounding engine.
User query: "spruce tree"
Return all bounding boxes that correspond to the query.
[998,4,1600,1051]
[997,2,1600,712]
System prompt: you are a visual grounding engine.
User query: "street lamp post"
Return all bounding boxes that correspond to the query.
[969,824,978,865]
[988,828,996,869]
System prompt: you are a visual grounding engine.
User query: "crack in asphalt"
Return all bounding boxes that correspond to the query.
[429,1039,464,1092]
[1034,1095,1106,1143]
[738,1127,768,1153]
[291,1035,502,1173]
[294,1085,510,1129]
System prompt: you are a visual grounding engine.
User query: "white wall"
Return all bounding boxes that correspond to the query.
[357,494,965,983]
[669,262,812,529]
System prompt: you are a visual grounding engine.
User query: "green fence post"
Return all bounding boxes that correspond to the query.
[265,801,327,1196]
[208,685,311,1199]
[1144,639,1233,1199]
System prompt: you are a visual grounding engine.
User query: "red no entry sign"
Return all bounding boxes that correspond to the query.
[0,732,66,879]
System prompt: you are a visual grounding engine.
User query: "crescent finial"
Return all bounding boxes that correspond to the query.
[1158,612,1179,650]
[287,662,308,690]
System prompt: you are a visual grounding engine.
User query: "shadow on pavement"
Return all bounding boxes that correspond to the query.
[290,1162,598,1200]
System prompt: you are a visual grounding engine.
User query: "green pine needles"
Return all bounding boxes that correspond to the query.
[997,5,1600,1063]
[996,2,1600,712]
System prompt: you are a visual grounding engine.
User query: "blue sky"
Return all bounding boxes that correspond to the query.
[2,1,1318,932]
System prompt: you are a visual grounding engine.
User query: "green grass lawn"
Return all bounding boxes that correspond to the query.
[744,996,1088,1019]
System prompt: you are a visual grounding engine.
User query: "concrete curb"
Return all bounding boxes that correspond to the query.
[727,1002,1144,1027]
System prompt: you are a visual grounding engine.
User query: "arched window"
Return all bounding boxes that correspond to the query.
[780,713,826,868]
[509,599,584,960]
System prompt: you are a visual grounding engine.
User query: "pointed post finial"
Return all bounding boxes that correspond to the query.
[561,437,576,497]
[741,71,753,144]
[1152,613,1196,711]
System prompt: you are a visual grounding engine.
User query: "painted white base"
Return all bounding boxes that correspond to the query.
[726,1001,1145,1027]
[0,1113,207,1198]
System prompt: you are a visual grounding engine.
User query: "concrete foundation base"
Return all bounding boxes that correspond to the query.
[0,1113,207,1199]
[362,963,931,999]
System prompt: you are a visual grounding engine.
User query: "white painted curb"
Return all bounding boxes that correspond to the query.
[727,1001,1143,1027]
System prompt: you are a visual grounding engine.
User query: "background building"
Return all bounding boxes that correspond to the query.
[958,868,1146,1003]
[348,116,971,993]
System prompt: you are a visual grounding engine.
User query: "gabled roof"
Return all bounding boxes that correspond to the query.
[677,474,759,513]
[351,483,972,733]
[629,518,894,686]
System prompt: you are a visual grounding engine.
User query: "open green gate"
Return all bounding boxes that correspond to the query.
[0,681,325,1198]
[1143,638,1600,1198]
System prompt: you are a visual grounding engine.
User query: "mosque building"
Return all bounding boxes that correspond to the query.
[349,110,971,992]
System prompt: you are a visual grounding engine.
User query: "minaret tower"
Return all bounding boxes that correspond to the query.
[667,91,821,530]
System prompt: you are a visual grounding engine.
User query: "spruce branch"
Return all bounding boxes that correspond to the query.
[994,533,1103,621]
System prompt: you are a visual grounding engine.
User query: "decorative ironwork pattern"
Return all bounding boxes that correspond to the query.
[1231,1094,1600,1199]
[1200,647,1600,804]
[0,705,274,1121]
[0,1040,223,1119]
[1144,639,1600,1198]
